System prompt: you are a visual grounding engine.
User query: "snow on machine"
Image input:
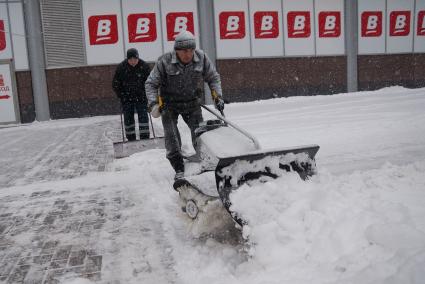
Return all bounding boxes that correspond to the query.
[174,105,320,227]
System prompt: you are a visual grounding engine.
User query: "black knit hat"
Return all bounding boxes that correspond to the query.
[127,48,139,59]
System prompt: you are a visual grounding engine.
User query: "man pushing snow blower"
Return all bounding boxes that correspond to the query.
[145,30,224,186]
[146,31,320,226]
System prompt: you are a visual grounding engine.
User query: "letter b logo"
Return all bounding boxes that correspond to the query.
[128,13,157,42]
[361,11,383,37]
[88,15,118,45]
[219,12,246,39]
[166,12,194,41]
[390,11,411,36]
[254,11,279,39]
[287,11,311,38]
[318,12,341,38]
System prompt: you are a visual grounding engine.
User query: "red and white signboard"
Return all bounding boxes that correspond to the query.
[358,0,386,54]
[249,0,283,57]
[214,0,250,58]
[0,5,13,61]
[82,0,124,65]
[122,0,163,62]
[160,0,199,53]
[414,0,425,52]
[315,0,345,55]
[283,0,315,56]
[0,63,17,123]
[386,0,414,53]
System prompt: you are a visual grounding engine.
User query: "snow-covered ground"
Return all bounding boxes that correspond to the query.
[0,86,424,283]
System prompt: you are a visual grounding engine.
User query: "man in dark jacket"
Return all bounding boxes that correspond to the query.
[112,48,151,141]
[145,31,224,182]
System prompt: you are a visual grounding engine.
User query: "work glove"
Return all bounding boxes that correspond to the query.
[214,97,225,112]
[150,104,161,118]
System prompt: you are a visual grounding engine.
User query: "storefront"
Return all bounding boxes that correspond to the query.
[1,0,424,123]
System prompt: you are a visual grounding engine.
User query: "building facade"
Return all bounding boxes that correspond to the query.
[1,0,425,123]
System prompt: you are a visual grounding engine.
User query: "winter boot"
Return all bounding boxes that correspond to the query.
[174,171,185,181]
[173,171,189,191]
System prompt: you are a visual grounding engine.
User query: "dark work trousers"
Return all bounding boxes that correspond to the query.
[161,106,203,173]
[122,100,150,141]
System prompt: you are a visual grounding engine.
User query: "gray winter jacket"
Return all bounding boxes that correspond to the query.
[145,49,222,111]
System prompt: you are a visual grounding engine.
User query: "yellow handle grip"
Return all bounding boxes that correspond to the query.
[211,90,219,101]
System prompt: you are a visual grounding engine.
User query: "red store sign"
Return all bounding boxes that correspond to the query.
[361,11,383,37]
[219,11,246,39]
[128,13,157,42]
[166,12,194,41]
[287,11,311,38]
[318,11,341,38]
[88,15,118,45]
[0,20,6,51]
[389,11,411,36]
[253,11,279,39]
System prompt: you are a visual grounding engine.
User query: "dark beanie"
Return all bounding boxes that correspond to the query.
[127,48,139,59]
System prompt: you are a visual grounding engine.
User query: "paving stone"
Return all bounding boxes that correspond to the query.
[23,268,46,284]
[52,245,72,261]
[41,241,59,255]
[7,265,30,283]
[65,266,85,275]
[32,254,53,266]
[18,256,33,266]
[83,272,102,281]
[5,249,24,259]
[42,215,56,226]
[44,269,65,284]
[49,259,68,270]
[69,250,87,267]
[0,259,18,277]
[85,255,102,273]
[0,221,14,235]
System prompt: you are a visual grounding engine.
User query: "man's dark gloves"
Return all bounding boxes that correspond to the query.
[215,97,225,112]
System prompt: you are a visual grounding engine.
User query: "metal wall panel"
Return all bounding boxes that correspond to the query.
[41,0,86,67]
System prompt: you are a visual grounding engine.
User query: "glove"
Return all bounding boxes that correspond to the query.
[150,104,161,118]
[215,98,225,112]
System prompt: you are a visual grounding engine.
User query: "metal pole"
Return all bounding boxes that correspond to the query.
[23,0,50,121]
[345,0,358,93]
[198,0,216,105]
[200,104,261,150]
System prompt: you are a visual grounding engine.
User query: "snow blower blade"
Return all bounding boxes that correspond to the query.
[215,145,320,226]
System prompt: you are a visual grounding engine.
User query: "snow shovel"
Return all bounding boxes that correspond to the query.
[113,111,165,159]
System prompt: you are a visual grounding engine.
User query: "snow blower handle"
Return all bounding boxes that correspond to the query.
[200,104,261,150]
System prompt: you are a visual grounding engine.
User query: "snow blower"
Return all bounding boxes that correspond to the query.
[174,104,320,226]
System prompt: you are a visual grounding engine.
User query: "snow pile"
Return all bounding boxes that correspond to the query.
[230,161,425,284]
